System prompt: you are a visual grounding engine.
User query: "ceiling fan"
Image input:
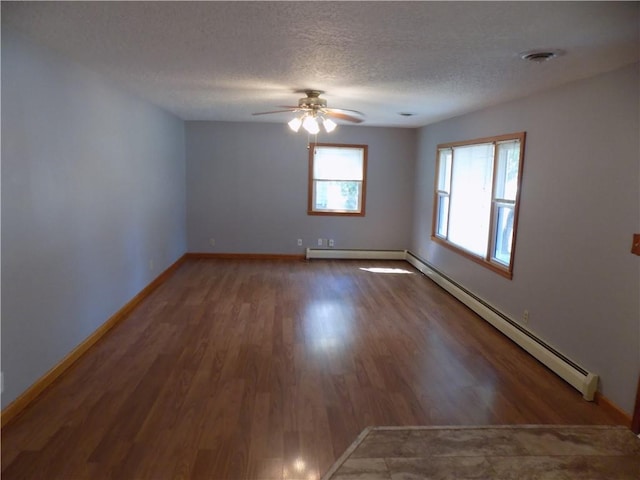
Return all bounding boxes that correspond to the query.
[252,89,364,134]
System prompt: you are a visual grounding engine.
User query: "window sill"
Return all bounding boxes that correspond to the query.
[308,210,365,217]
[431,235,513,279]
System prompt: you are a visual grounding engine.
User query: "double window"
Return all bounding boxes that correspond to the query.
[433,132,525,278]
[308,143,367,216]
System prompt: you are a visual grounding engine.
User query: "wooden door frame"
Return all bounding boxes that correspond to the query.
[632,375,640,434]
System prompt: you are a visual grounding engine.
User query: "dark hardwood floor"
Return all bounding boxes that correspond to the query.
[1,258,621,479]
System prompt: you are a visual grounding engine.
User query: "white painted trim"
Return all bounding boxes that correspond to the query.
[405,251,598,401]
[305,248,407,260]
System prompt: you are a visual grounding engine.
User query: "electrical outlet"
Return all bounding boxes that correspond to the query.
[329,239,335,247]
[297,239,303,246]
[209,238,216,247]
[523,310,529,324]
[317,238,323,246]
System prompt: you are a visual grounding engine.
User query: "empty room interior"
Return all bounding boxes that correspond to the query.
[1,1,639,479]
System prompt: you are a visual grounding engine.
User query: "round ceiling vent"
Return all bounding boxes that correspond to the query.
[519,49,563,62]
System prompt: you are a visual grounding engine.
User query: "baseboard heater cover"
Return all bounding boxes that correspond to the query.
[405,251,598,401]
[305,248,407,260]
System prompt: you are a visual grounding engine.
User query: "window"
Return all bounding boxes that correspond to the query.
[432,132,525,278]
[308,143,368,216]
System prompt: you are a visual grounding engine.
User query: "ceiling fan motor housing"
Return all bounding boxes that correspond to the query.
[299,95,327,110]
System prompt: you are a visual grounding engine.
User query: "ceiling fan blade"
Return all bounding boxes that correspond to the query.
[325,107,365,116]
[251,109,297,116]
[323,109,365,123]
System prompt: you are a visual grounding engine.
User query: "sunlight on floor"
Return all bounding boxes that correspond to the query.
[359,267,414,274]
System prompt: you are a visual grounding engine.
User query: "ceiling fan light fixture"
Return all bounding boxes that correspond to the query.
[253,90,364,136]
[288,116,302,132]
[302,115,320,134]
[322,118,337,133]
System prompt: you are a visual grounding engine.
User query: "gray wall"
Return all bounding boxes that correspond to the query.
[1,30,187,408]
[186,122,416,253]
[2,25,637,418]
[412,64,640,414]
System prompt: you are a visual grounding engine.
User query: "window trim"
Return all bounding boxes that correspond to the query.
[307,143,368,217]
[430,132,526,279]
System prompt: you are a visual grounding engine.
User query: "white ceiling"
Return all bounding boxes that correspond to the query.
[3,1,639,128]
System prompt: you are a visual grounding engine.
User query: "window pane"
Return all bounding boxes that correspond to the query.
[494,140,520,201]
[436,195,449,237]
[437,149,452,192]
[493,205,514,265]
[448,143,494,256]
[314,147,364,180]
[314,180,361,212]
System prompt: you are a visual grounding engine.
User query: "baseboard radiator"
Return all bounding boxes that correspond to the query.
[304,247,597,400]
[405,251,598,401]
[305,248,407,260]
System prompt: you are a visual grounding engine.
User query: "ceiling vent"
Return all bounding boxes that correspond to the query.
[519,49,563,62]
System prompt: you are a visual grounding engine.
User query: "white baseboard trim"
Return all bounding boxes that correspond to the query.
[305,248,407,260]
[405,251,598,401]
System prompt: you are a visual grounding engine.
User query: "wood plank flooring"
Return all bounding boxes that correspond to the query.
[1,259,621,479]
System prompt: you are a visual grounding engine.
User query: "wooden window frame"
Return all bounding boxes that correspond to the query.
[308,143,368,217]
[431,132,526,279]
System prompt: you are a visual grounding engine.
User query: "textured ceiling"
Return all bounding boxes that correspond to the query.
[2,1,639,127]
